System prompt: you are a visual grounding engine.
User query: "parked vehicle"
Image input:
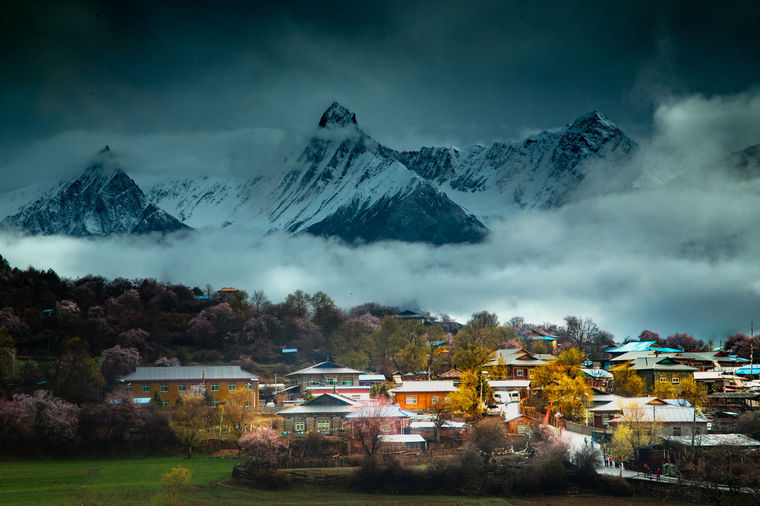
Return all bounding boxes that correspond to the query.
[493,390,520,404]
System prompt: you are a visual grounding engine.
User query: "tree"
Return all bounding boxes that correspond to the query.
[450,369,491,417]
[13,390,80,446]
[466,417,507,457]
[610,424,634,476]
[638,330,661,343]
[544,374,591,423]
[663,333,707,352]
[349,399,396,456]
[431,403,452,443]
[239,427,289,468]
[171,391,211,458]
[724,333,758,359]
[677,376,709,457]
[452,312,515,370]
[222,389,257,442]
[250,290,270,312]
[611,365,646,397]
[0,328,16,387]
[100,345,140,384]
[653,380,677,399]
[51,338,105,404]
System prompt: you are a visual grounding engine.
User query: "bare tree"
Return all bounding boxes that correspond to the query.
[349,399,396,456]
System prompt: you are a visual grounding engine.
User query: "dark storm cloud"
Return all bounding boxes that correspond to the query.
[2,0,759,158]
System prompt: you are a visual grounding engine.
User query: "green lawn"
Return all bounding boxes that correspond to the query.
[0,457,505,505]
[0,458,694,505]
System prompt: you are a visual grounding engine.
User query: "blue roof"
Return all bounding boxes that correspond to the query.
[605,341,683,353]
[536,336,558,341]
[281,348,298,353]
[737,364,760,375]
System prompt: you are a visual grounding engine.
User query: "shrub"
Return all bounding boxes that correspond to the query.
[598,475,633,496]
[231,463,291,489]
[466,417,508,455]
[155,467,192,505]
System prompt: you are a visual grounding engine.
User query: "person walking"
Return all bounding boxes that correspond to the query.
[643,463,649,478]
[656,467,661,481]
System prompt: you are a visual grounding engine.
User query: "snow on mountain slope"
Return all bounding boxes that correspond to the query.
[144,102,489,243]
[1,147,190,236]
[395,111,638,223]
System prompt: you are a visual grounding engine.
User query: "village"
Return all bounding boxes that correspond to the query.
[114,309,760,501]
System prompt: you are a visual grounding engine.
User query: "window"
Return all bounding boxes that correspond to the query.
[210,383,219,392]
[294,421,305,432]
[142,384,151,393]
[178,383,186,392]
[190,383,200,391]
[228,383,237,391]
[161,400,169,407]
[308,380,320,386]
[124,383,133,391]
[244,383,253,390]
[407,396,418,405]
[671,377,680,384]
[325,377,338,386]
[444,397,452,404]
[516,369,524,377]
[159,383,169,393]
[316,420,330,431]
[659,375,668,383]
[341,379,353,386]
[528,369,534,377]
[431,396,439,405]
[673,427,682,436]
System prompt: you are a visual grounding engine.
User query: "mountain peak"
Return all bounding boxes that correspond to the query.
[568,110,618,132]
[318,102,358,128]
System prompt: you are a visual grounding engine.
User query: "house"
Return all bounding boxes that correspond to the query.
[307,385,371,401]
[358,374,387,386]
[608,402,710,437]
[581,368,613,390]
[674,351,749,371]
[618,356,698,390]
[484,348,546,381]
[693,370,743,393]
[344,402,412,439]
[605,341,683,358]
[285,361,363,392]
[488,379,531,399]
[390,380,457,410]
[119,365,259,407]
[395,309,437,324]
[277,392,358,434]
[438,368,463,382]
[589,396,670,430]
[378,434,427,451]
[517,328,559,353]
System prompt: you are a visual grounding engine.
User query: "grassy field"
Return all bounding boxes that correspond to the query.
[0,457,696,505]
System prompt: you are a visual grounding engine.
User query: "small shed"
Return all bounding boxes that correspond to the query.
[378,434,427,451]
[504,413,540,435]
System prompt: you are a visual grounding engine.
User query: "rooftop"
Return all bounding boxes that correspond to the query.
[662,434,760,447]
[390,380,456,393]
[120,366,258,382]
[285,361,363,376]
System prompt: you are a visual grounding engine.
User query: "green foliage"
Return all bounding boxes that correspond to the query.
[677,375,708,408]
[156,467,192,506]
[450,369,491,416]
[51,338,105,404]
[611,364,646,397]
[544,374,591,423]
[610,424,634,466]
[452,311,514,370]
[0,328,16,384]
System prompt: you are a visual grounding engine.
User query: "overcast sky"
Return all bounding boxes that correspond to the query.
[1,1,760,342]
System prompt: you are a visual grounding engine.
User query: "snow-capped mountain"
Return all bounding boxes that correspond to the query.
[394,111,637,222]
[0,102,664,244]
[0,147,190,236]
[144,103,488,244]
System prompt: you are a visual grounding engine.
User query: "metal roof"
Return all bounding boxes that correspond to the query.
[390,380,456,393]
[359,374,387,381]
[277,393,359,415]
[581,368,613,378]
[610,405,709,424]
[606,341,683,353]
[662,434,760,447]
[345,404,410,419]
[485,348,546,367]
[378,434,426,443]
[285,361,363,376]
[736,364,760,375]
[120,366,258,382]
[628,357,697,371]
[488,380,530,389]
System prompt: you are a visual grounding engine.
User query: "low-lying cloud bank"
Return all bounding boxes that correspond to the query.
[2,180,759,342]
[2,89,760,342]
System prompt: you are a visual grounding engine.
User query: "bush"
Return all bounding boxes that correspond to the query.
[466,418,508,455]
[598,475,633,496]
[155,467,192,505]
